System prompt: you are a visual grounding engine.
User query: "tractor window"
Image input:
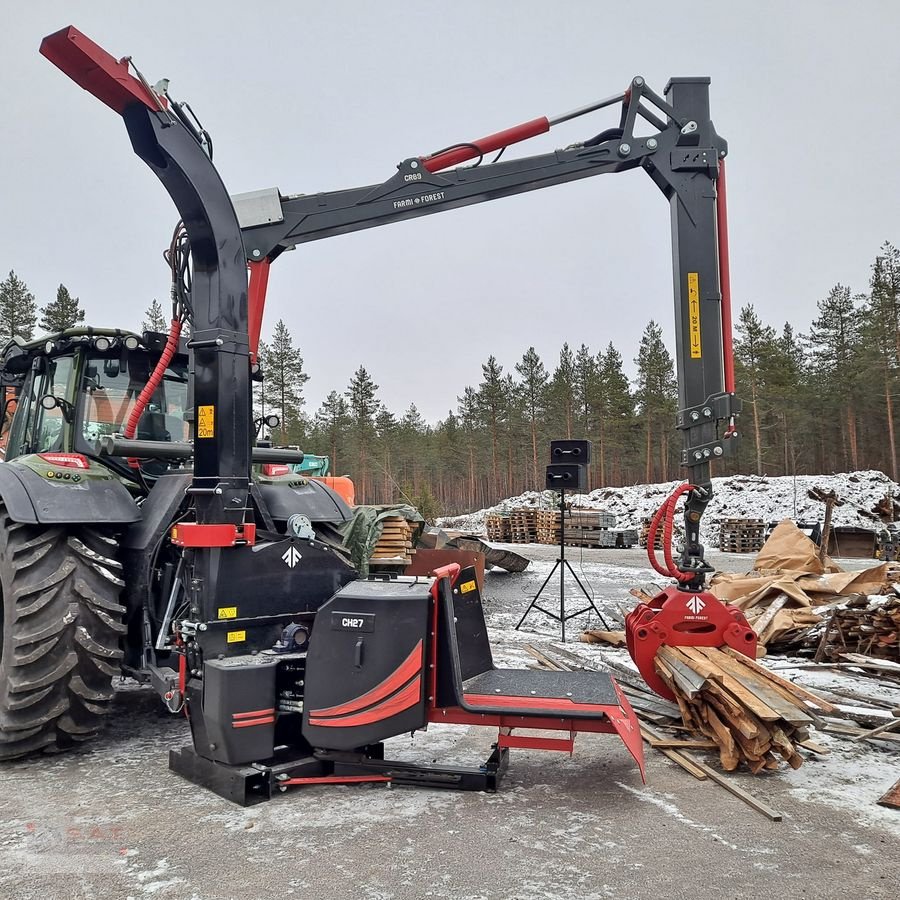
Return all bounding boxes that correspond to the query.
[79,354,189,446]
[9,356,74,455]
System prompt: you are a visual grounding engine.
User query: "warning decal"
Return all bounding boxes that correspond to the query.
[197,405,215,439]
[226,630,246,644]
[688,272,702,359]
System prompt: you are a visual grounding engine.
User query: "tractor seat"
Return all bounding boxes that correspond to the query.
[436,575,623,719]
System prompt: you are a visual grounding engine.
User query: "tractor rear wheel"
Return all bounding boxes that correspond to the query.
[0,504,126,759]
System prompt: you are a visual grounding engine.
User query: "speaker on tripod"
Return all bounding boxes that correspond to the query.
[516,440,609,640]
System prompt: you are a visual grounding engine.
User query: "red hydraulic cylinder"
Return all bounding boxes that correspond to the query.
[421,117,550,172]
[247,258,271,365]
[716,159,735,395]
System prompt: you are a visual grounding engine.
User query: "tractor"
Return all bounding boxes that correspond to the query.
[0,326,356,759]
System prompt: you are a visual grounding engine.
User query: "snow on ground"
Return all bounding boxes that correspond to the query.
[439,470,900,546]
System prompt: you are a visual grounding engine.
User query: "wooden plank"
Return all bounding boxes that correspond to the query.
[851,716,900,743]
[721,647,838,712]
[797,739,830,755]
[648,739,719,750]
[877,776,900,809]
[639,724,708,780]
[685,756,784,822]
[752,594,789,644]
[524,645,570,672]
[679,648,782,723]
[819,722,900,745]
[700,647,814,727]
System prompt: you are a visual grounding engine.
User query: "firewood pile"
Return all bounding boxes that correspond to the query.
[653,646,831,773]
[807,594,900,662]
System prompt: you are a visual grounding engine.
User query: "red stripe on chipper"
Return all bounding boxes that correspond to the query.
[308,675,422,728]
[232,717,276,729]
[310,640,423,719]
[232,708,276,720]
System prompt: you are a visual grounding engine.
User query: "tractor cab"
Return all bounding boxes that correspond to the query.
[1,328,190,488]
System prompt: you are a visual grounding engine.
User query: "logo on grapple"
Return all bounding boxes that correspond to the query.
[282,546,303,568]
[686,596,705,615]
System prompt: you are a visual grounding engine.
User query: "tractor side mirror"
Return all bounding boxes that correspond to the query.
[38,394,75,424]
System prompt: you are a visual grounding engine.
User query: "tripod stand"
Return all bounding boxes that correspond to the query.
[515,488,610,641]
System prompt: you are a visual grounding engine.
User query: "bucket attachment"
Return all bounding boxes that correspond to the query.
[625,586,757,700]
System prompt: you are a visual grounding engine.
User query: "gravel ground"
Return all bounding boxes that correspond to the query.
[1,546,898,900]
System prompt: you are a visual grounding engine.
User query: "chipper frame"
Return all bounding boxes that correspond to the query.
[39,25,746,802]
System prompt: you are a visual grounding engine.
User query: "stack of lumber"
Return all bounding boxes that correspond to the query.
[653,646,833,773]
[564,510,617,548]
[485,514,511,543]
[814,595,900,662]
[718,518,766,553]
[509,508,538,543]
[369,516,417,566]
[536,509,561,544]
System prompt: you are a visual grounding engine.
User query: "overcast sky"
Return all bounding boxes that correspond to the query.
[2,2,898,422]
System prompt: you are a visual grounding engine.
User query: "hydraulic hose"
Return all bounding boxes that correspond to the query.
[646,483,699,583]
[123,318,182,468]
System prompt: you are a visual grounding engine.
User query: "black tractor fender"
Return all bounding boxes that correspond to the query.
[0,462,141,525]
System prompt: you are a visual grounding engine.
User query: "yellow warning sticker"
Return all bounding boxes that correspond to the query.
[688,272,702,359]
[218,607,238,620]
[226,630,246,643]
[459,580,477,594]
[197,404,215,439]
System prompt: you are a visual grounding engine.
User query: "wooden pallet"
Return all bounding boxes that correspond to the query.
[719,518,765,553]
[370,516,417,566]
[485,514,511,542]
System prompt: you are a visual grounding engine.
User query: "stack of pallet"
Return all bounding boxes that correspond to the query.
[564,510,617,548]
[639,518,664,550]
[485,514,511,543]
[509,508,538,543]
[813,595,900,662]
[369,516,417,567]
[719,518,766,553]
[653,645,830,772]
[536,509,561,545]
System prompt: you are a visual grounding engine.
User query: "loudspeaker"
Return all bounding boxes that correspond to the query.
[545,463,586,491]
[550,439,592,465]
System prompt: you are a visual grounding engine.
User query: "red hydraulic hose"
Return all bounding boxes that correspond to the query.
[716,159,735,396]
[646,484,699,583]
[124,319,183,465]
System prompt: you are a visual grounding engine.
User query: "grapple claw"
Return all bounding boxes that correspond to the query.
[625,586,757,700]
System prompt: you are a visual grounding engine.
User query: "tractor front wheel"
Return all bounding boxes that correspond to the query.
[0,505,126,759]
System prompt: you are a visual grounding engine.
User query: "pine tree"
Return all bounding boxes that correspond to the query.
[515,347,549,489]
[595,343,634,484]
[734,304,777,474]
[476,356,507,498]
[805,284,862,470]
[548,343,576,438]
[0,270,38,343]
[39,283,85,333]
[314,389,350,473]
[141,299,167,332]
[345,365,380,502]
[261,319,309,443]
[860,242,900,479]
[635,321,677,482]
